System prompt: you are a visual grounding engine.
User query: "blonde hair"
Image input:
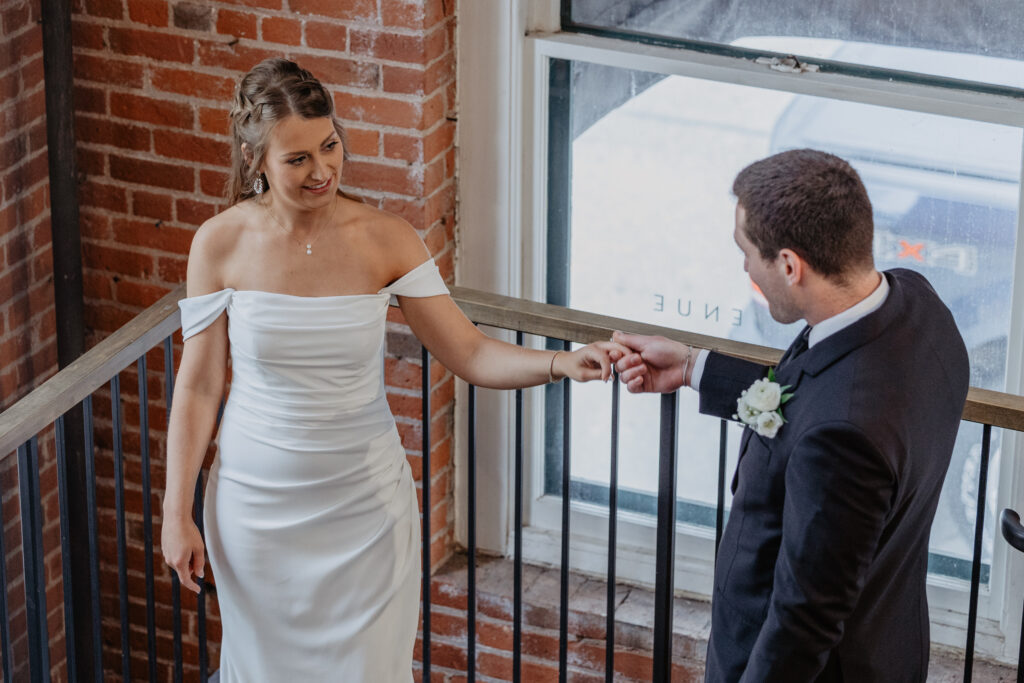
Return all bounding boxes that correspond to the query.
[227,58,348,205]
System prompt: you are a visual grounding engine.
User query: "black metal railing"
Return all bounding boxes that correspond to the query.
[421,285,1024,683]
[0,283,1022,681]
[0,288,211,682]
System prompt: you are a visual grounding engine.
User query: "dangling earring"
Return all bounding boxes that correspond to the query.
[253,175,265,194]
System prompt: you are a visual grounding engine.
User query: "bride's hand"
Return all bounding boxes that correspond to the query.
[553,341,631,382]
[161,514,206,594]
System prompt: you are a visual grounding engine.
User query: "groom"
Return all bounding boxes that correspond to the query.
[614,149,970,682]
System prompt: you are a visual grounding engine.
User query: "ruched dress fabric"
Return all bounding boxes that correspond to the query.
[177,260,448,683]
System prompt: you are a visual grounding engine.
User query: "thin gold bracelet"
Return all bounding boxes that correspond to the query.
[548,351,562,383]
[681,345,693,386]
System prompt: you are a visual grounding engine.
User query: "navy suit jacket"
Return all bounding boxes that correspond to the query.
[700,269,969,683]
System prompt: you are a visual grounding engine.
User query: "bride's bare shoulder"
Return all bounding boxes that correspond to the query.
[348,199,430,261]
[186,201,258,294]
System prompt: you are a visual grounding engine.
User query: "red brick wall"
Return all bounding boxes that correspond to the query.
[0,0,67,679]
[0,0,56,409]
[66,0,457,679]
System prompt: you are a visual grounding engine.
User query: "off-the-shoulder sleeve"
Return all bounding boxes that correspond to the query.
[379,260,448,302]
[178,289,234,340]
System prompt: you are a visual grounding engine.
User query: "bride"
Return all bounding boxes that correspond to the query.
[160,58,626,682]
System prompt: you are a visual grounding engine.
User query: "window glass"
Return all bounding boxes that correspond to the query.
[565,0,1024,88]
[548,58,1022,582]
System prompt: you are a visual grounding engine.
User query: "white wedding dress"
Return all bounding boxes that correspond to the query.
[177,259,448,682]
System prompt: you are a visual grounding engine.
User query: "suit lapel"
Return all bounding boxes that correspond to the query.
[731,328,810,492]
[793,271,905,380]
[730,271,907,493]
[732,428,755,493]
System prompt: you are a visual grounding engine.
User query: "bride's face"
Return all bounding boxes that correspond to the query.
[260,115,343,210]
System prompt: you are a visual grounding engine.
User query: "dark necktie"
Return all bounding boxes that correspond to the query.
[779,326,812,368]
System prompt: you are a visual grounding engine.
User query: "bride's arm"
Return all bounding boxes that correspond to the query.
[376,213,627,388]
[400,294,623,389]
[161,220,230,593]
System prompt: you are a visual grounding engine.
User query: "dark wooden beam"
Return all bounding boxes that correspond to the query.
[41,0,89,676]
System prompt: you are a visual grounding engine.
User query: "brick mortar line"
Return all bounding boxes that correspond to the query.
[71,3,453,38]
[0,18,40,44]
[68,16,454,59]
[0,333,56,355]
[76,113,228,137]
[1,254,54,284]
[73,77,454,135]
[387,383,442,399]
[290,42,456,73]
[68,43,455,90]
[0,100,48,141]
[0,212,50,244]
[70,124,454,162]
[402,365,456,393]
[77,110,441,141]
[355,112,455,141]
[422,627,623,671]
[0,205,50,229]
[342,174,456,205]
[78,241,199,269]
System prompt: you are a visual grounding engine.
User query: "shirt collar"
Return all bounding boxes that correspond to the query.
[808,273,890,348]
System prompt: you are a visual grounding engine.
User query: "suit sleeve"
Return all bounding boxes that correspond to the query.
[697,351,770,420]
[739,422,896,682]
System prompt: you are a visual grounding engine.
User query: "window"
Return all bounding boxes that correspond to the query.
[457,0,1024,662]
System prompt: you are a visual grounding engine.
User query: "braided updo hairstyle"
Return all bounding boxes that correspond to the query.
[228,58,348,204]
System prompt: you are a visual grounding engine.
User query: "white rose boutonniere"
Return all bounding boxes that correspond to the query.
[733,368,793,438]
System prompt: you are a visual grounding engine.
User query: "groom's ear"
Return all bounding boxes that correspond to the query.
[777,248,804,286]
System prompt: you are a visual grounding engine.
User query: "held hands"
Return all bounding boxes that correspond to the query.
[611,331,695,394]
[161,514,206,594]
[551,341,631,383]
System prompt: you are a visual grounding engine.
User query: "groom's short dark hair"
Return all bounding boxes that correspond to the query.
[732,149,874,280]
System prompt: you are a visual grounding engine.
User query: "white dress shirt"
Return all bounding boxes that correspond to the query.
[690,274,890,391]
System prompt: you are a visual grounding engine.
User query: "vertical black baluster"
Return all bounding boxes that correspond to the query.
[1015,575,1024,683]
[964,424,992,683]
[559,339,571,683]
[165,336,184,683]
[998,509,1024,683]
[195,402,224,683]
[171,526,183,683]
[195,475,208,683]
[0,458,11,683]
[18,437,50,682]
[715,420,727,562]
[467,383,477,681]
[653,392,679,682]
[513,332,524,683]
[55,415,78,680]
[547,50,573,683]
[421,346,432,680]
[138,356,158,682]
[111,375,132,681]
[82,395,102,682]
[605,374,621,682]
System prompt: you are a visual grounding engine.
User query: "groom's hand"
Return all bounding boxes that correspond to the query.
[612,331,690,394]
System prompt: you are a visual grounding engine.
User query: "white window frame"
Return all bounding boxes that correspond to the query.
[456,0,1024,664]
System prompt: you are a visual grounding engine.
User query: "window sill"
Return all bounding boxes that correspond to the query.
[418,552,1016,681]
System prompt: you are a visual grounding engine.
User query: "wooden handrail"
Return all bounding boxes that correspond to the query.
[0,284,186,456]
[2,282,1023,459]
[449,286,1024,431]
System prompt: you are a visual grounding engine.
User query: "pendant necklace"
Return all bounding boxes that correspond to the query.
[263,194,337,256]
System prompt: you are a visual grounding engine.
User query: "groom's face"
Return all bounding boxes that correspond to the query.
[734,205,801,325]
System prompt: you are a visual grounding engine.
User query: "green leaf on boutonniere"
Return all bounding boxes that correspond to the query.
[767,366,777,382]
[781,391,795,405]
